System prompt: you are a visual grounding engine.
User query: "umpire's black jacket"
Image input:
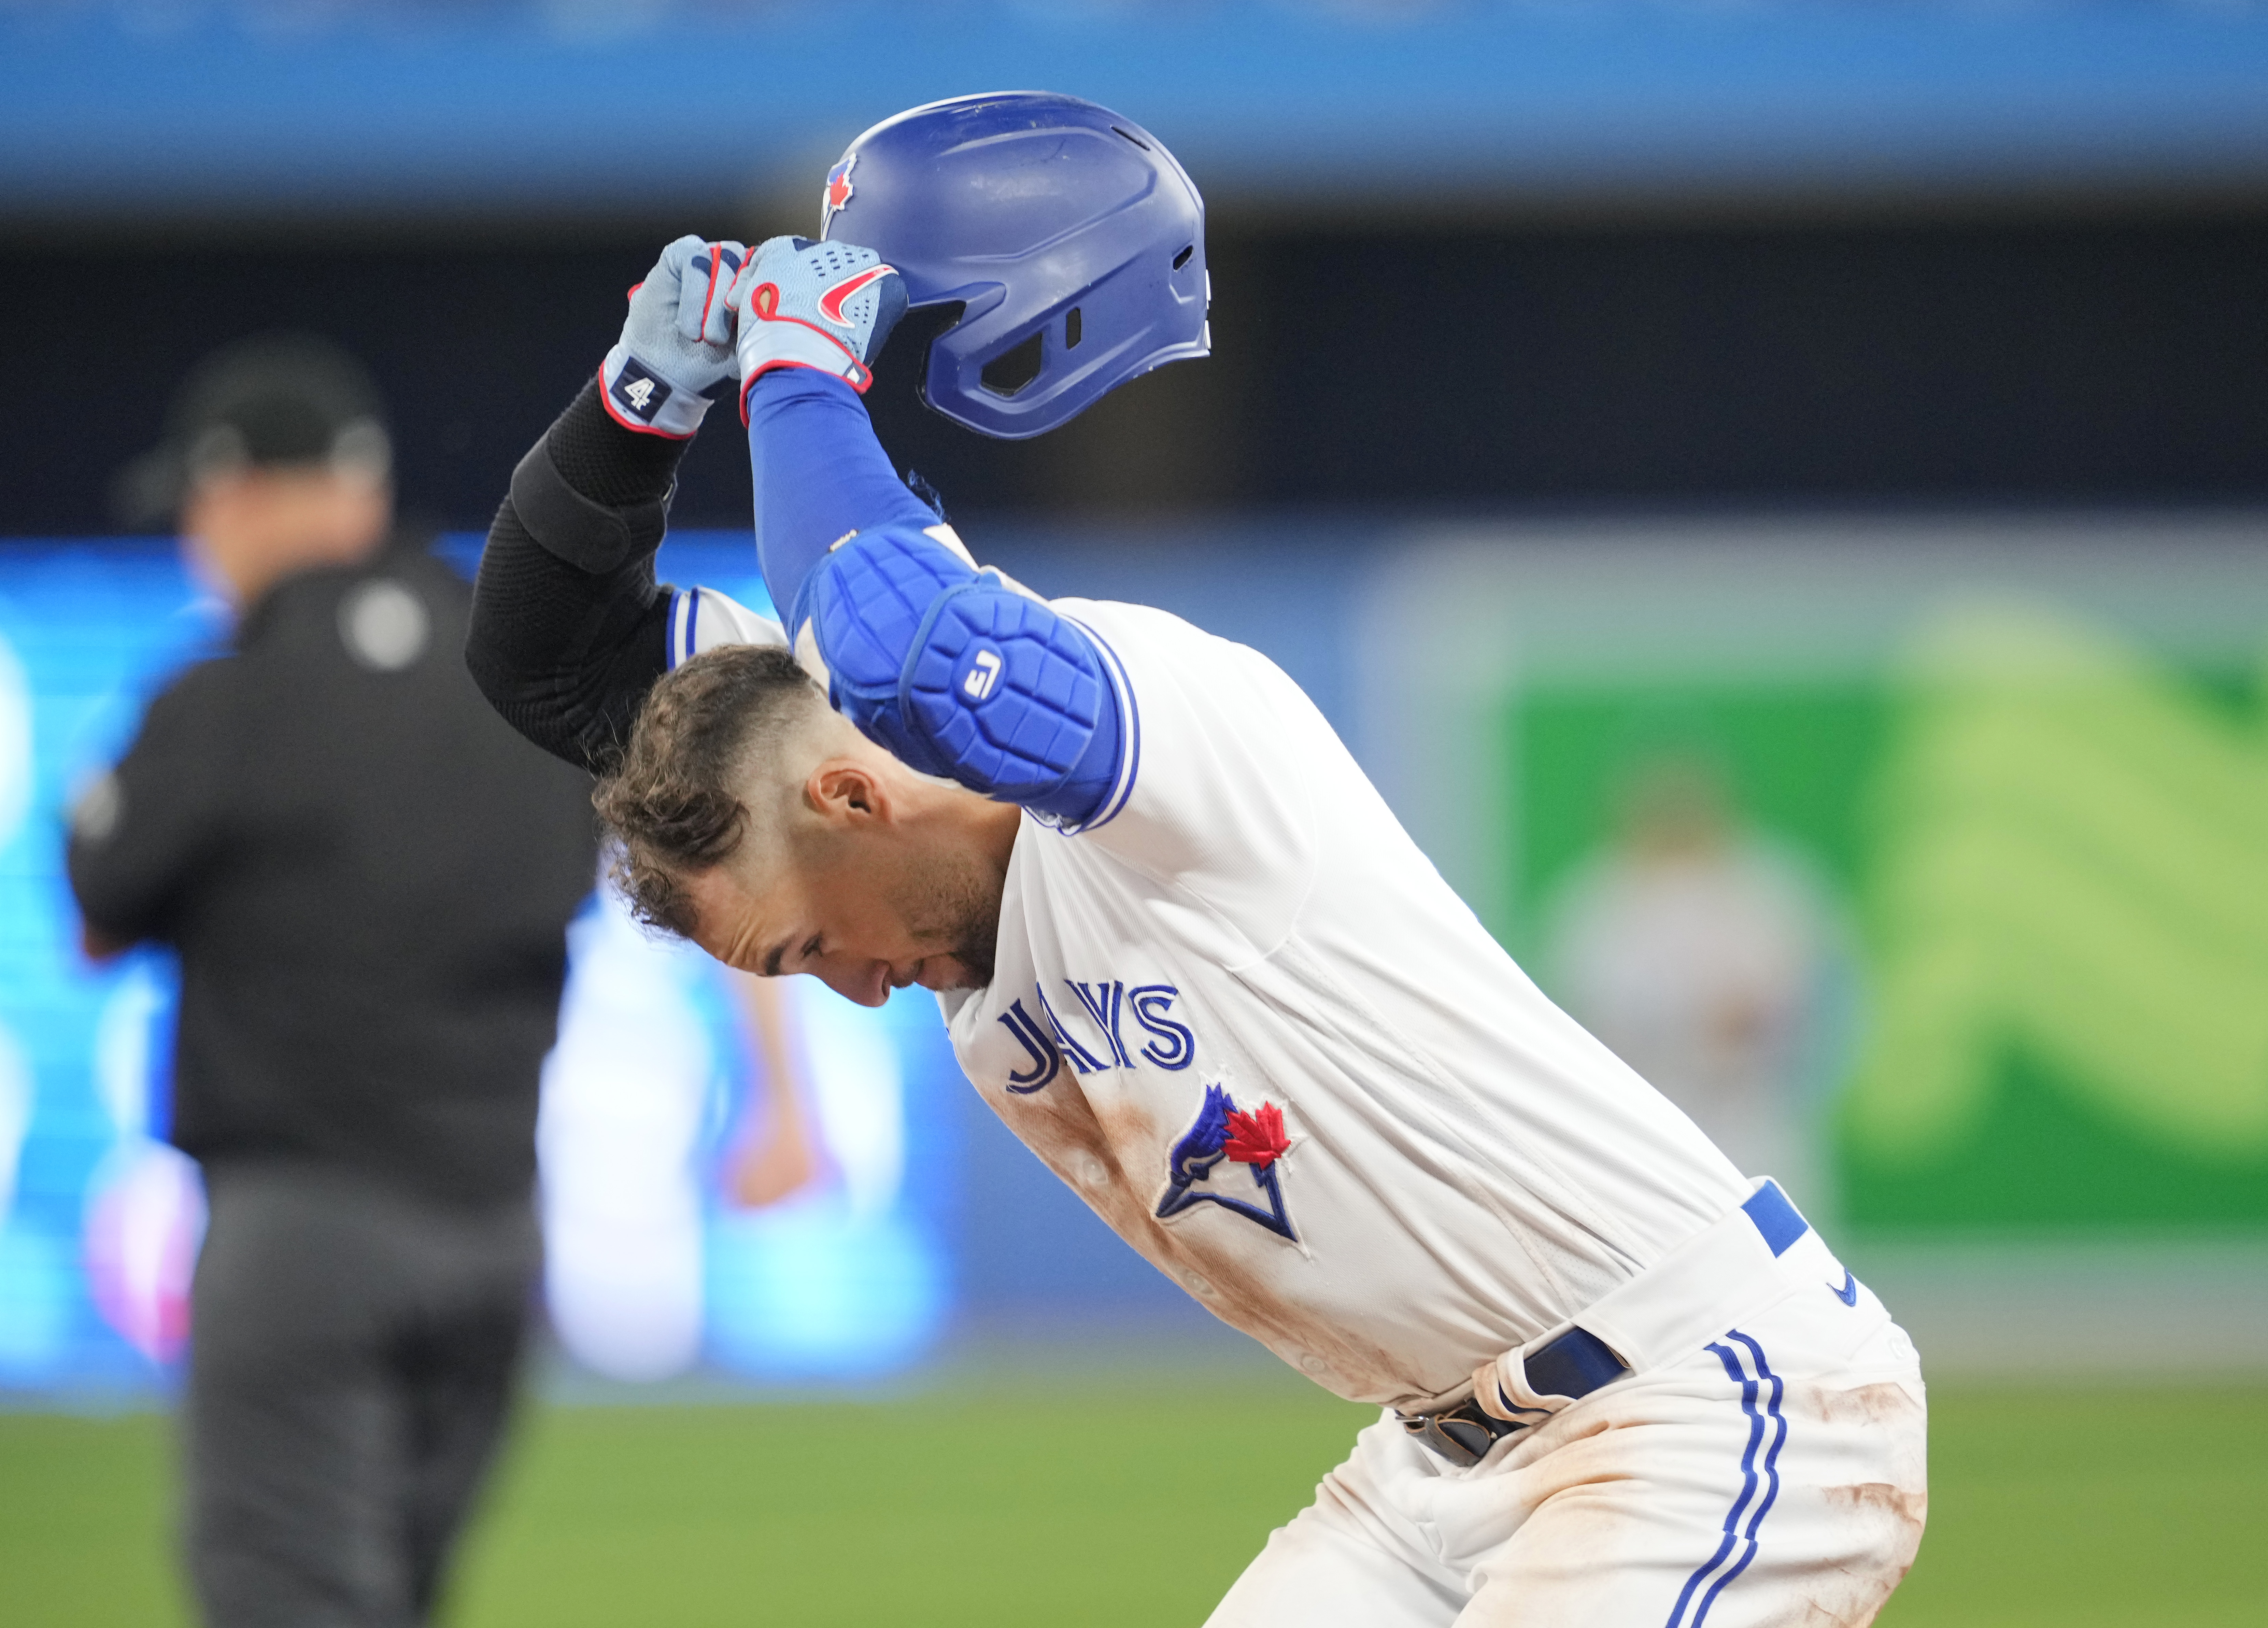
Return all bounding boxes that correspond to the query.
[67,537,597,1209]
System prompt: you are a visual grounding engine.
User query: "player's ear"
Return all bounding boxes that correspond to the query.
[807,759,889,823]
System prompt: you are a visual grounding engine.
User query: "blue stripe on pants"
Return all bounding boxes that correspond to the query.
[1664,1330,1788,1628]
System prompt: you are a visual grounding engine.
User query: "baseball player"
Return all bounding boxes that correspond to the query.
[468,95,1925,1628]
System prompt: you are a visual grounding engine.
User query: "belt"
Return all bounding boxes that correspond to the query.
[1399,1180,1815,1469]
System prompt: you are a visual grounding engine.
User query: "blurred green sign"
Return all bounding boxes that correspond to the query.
[1364,519,2268,1237]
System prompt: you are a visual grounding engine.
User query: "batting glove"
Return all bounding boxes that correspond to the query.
[729,235,907,413]
[599,235,748,438]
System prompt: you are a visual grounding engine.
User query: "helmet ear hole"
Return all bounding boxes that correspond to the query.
[979,331,1045,398]
[1173,244,1194,271]
[887,298,965,365]
[892,301,966,416]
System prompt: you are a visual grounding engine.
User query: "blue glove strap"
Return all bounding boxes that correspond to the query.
[802,525,1123,823]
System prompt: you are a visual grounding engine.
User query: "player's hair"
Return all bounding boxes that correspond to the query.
[592,643,825,938]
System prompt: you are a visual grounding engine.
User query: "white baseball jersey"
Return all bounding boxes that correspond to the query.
[937,598,1752,1410]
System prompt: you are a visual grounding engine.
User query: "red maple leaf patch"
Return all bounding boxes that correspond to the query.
[1223,1101,1291,1170]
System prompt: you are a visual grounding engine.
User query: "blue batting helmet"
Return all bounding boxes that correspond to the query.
[818,91,1209,440]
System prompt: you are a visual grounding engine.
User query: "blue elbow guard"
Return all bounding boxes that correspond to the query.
[798,525,1124,821]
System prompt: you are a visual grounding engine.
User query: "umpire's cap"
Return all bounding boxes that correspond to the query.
[115,334,393,526]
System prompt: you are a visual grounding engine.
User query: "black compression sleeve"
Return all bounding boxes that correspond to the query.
[547,377,687,507]
[465,380,691,774]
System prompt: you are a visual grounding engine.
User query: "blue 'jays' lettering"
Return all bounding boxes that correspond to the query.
[996,999,1061,1094]
[1130,983,1194,1070]
[1035,985,1107,1075]
[998,980,1195,1092]
[1067,980,1132,1067]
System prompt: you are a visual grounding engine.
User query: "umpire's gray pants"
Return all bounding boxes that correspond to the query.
[185,1161,540,1628]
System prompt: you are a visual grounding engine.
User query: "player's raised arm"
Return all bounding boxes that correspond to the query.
[466,236,771,774]
[729,235,1130,829]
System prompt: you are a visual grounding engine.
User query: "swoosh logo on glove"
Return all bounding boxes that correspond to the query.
[818,265,896,329]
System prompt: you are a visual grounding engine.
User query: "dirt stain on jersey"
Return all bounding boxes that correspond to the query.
[1825,1480,1926,1528]
[1799,1380,1923,1430]
[1790,1478,1926,1627]
[1790,1552,1916,1627]
[991,1075,1414,1402]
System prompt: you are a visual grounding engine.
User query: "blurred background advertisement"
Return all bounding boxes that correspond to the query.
[1363,522,2268,1278]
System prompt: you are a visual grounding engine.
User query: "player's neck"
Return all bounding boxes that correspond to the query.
[976,794,1022,873]
[937,787,1023,878]
[902,782,1023,914]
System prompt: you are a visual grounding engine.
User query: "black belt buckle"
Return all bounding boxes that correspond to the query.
[1399,1395,1527,1470]
[1403,1327,1631,1469]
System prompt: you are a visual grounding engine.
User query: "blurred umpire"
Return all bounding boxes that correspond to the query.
[67,336,596,1628]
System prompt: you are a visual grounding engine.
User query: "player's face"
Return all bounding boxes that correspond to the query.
[680,776,1004,1007]
[683,851,996,1006]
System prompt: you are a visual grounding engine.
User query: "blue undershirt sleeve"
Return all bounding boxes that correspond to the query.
[742,368,1128,828]
[747,370,936,630]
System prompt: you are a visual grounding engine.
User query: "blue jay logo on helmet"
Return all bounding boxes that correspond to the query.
[821,155,857,239]
[817,91,1209,440]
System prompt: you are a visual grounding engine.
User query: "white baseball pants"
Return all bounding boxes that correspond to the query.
[1208,1262,1926,1626]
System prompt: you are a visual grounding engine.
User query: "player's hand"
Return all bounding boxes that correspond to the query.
[598,235,748,438]
[728,235,907,408]
[727,1118,823,1210]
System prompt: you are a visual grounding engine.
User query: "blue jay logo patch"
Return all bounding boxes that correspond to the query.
[1156,1084,1298,1242]
[608,356,673,424]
